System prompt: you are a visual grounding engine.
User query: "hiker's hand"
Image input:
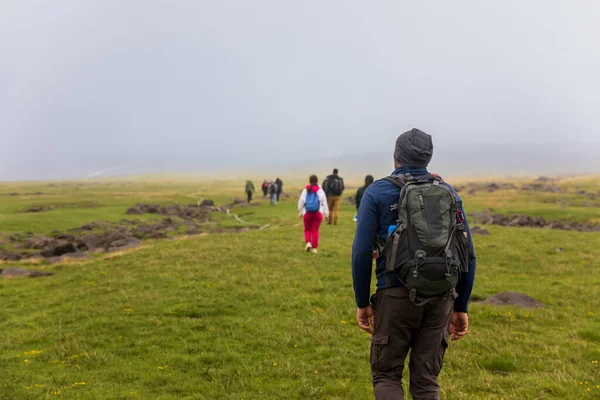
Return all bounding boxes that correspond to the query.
[357,306,375,335]
[448,312,468,341]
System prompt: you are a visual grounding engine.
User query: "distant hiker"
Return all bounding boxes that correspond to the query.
[269,180,278,206]
[322,168,345,225]
[275,177,283,201]
[245,180,255,203]
[262,180,269,198]
[354,175,374,222]
[352,128,476,399]
[298,175,329,254]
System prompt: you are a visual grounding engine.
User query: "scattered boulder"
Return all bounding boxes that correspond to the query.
[555,247,565,253]
[0,251,22,261]
[470,226,491,236]
[23,236,52,250]
[40,239,77,258]
[478,292,544,308]
[470,211,600,232]
[521,183,562,193]
[1,268,53,278]
[126,204,211,220]
[76,234,106,251]
[462,182,517,194]
[47,252,94,264]
[25,205,55,213]
[9,192,19,196]
[200,199,215,207]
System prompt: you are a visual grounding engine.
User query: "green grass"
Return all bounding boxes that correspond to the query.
[0,178,599,399]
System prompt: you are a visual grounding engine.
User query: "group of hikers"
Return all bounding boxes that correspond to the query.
[244,178,283,205]
[246,129,477,399]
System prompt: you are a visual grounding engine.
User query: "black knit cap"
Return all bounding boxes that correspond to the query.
[394,128,434,167]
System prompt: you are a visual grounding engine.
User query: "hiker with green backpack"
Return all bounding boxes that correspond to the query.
[352,129,476,399]
[245,180,255,203]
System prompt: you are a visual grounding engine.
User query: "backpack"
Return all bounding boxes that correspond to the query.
[305,190,320,213]
[269,183,278,193]
[245,181,253,192]
[381,173,472,305]
[328,176,343,196]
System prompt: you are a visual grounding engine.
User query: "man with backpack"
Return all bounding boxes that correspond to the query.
[322,168,345,225]
[268,180,279,206]
[245,180,255,203]
[352,129,476,399]
[262,180,269,198]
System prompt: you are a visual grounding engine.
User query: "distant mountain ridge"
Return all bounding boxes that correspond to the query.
[2,142,598,181]
[278,142,600,181]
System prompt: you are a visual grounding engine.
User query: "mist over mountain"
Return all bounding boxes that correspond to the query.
[4,140,597,182]
[2,2,600,181]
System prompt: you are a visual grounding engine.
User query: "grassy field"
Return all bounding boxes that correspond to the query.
[0,177,599,399]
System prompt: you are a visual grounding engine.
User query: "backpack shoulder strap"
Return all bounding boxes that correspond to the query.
[383,173,414,189]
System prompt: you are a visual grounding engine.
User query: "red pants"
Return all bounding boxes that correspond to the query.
[303,212,323,248]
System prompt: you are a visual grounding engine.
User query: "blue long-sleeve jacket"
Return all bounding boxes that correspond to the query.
[351,166,477,312]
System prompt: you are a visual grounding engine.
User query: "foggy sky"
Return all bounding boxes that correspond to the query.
[1,1,599,180]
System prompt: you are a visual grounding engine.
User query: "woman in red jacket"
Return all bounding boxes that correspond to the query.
[298,175,330,253]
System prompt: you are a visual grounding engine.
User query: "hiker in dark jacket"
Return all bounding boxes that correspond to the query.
[275,178,283,201]
[322,169,345,225]
[352,129,476,399]
[354,175,374,222]
[262,180,269,198]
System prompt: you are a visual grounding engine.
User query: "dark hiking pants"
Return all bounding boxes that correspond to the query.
[247,191,253,203]
[370,286,453,400]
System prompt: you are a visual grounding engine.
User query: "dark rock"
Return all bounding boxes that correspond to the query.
[52,232,75,241]
[478,292,544,308]
[76,234,107,251]
[25,205,54,213]
[470,226,491,236]
[201,199,215,207]
[1,268,53,278]
[0,251,22,261]
[47,252,94,264]
[23,236,52,250]
[126,205,145,215]
[109,239,128,248]
[9,192,19,196]
[41,240,77,258]
[106,239,141,252]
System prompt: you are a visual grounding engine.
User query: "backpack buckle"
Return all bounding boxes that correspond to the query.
[409,288,417,302]
[445,250,453,277]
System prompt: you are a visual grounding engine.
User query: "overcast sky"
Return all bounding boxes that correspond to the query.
[1,1,599,180]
